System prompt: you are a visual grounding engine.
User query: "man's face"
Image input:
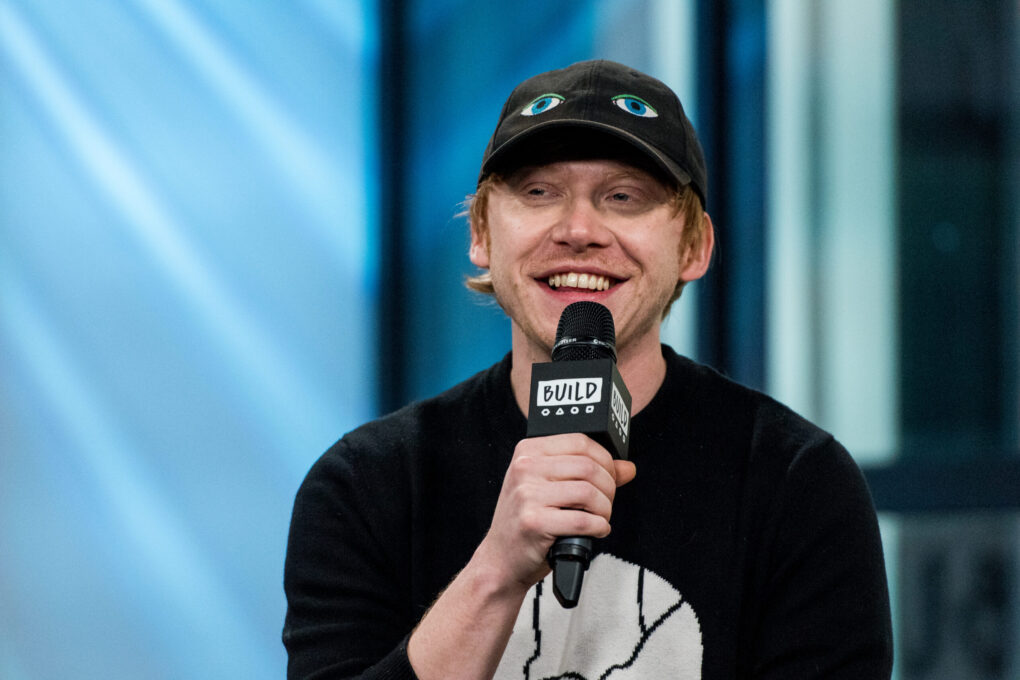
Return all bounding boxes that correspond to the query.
[470,157,707,359]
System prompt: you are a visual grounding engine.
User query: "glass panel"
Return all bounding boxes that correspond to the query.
[0,2,377,677]
[882,513,1020,679]
[770,2,1019,680]
[655,0,701,358]
[766,0,898,464]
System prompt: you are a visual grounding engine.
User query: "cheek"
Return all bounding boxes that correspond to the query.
[629,230,685,296]
[486,216,539,266]
[622,224,683,273]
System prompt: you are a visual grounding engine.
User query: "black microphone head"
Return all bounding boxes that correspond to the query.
[552,301,617,362]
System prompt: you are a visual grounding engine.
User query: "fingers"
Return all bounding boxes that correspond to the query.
[511,449,617,504]
[513,432,616,478]
[507,433,628,521]
[516,479,614,528]
[477,433,636,589]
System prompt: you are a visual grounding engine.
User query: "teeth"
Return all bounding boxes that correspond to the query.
[548,272,613,291]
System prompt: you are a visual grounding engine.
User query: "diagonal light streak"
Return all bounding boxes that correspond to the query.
[1,267,277,677]
[297,0,374,50]
[131,0,365,265]
[0,2,341,479]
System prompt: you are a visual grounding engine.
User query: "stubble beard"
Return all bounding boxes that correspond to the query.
[494,278,672,365]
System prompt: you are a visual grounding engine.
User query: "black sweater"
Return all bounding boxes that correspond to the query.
[283,346,893,679]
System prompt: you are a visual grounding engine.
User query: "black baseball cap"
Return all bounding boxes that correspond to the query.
[479,59,708,207]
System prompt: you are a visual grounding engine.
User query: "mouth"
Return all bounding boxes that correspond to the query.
[545,271,617,292]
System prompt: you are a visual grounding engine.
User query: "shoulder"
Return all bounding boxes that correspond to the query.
[653,350,891,673]
[664,349,877,547]
[660,346,831,441]
[659,345,860,481]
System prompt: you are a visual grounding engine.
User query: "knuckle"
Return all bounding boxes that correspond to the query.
[603,484,618,501]
[509,480,534,505]
[561,432,589,452]
[584,483,603,508]
[570,513,596,536]
[512,454,534,474]
[519,507,542,535]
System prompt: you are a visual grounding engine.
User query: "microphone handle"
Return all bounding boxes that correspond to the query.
[533,301,629,608]
[546,429,621,608]
[548,535,593,608]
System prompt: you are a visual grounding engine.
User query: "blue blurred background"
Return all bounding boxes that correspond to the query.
[1,1,1017,678]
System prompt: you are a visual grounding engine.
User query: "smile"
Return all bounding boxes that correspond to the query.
[547,272,615,291]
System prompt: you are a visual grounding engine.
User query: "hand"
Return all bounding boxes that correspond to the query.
[474,433,637,593]
[408,434,635,680]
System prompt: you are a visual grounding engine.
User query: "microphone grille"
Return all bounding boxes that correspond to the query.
[552,301,616,362]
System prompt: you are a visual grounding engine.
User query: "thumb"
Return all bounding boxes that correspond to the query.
[614,460,637,487]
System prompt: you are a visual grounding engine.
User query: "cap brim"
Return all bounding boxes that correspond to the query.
[479,119,693,189]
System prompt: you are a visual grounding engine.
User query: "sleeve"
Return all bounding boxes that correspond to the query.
[751,436,894,679]
[282,439,419,680]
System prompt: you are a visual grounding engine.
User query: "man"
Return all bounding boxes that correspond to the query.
[283,60,893,679]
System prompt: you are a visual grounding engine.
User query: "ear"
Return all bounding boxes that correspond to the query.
[679,212,714,283]
[468,220,490,269]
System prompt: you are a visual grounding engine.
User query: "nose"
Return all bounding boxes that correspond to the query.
[551,198,613,252]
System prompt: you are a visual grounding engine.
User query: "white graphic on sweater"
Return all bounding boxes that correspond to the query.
[494,553,702,679]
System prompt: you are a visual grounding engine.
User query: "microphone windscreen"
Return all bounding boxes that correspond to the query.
[552,301,616,362]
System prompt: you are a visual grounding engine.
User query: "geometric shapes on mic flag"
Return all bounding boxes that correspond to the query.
[494,553,703,679]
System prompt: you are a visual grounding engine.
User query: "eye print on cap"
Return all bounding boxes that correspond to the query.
[521,93,565,116]
[612,94,658,118]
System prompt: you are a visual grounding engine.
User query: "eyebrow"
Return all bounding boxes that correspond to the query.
[603,168,658,181]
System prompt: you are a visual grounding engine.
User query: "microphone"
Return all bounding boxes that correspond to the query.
[526,301,632,608]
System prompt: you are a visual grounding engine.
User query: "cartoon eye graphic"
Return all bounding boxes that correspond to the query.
[612,95,659,118]
[521,93,565,116]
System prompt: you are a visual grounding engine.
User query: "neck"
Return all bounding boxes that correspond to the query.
[509,324,667,418]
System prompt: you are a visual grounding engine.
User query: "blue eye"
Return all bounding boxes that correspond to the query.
[521,94,564,116]
[612,95,658,118]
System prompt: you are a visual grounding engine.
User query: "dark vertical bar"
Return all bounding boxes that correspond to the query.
[377,0,407,414]
[695,0,728,373]
[726,0,767,390]
[695,0,767,390]
[897,0,1013,460]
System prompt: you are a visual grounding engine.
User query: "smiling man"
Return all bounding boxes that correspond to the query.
[283,60,893,680]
